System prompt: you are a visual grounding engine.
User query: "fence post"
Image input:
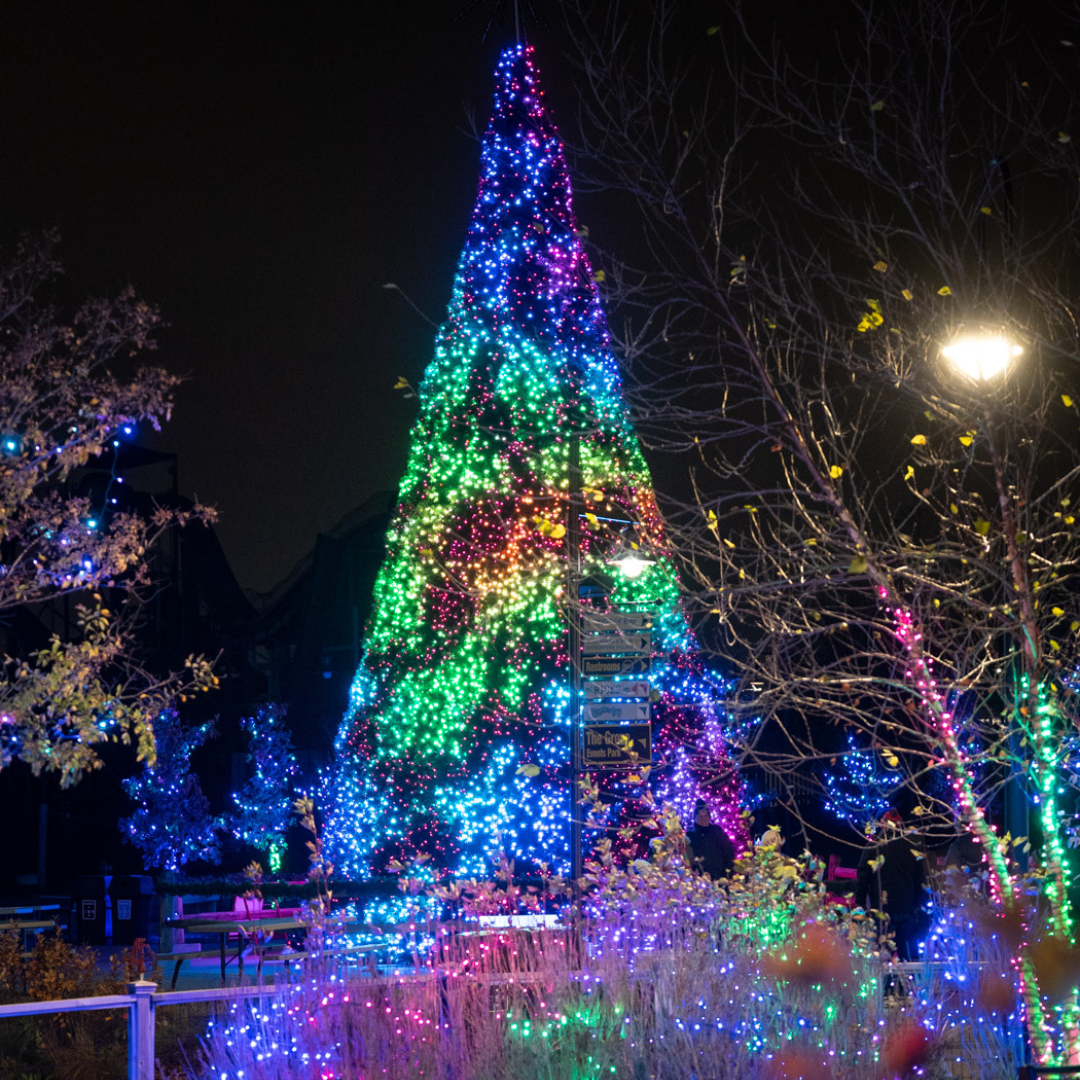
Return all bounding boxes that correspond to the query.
[126,981,157,1080]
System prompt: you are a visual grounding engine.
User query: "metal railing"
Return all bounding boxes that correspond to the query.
[0,979,291,1080]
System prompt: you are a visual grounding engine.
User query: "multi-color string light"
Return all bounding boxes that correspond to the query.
[331,43,744,877]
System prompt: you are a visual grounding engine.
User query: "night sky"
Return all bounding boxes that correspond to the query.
[7,5,1072,594]
[2,3,582,593]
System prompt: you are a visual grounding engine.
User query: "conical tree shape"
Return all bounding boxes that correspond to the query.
[333,44,743,876]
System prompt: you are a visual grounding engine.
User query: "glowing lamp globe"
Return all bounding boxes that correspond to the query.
[609,539,656,579]
[941,332,1022,382]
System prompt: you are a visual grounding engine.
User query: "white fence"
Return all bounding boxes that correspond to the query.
[0,979,290,1080]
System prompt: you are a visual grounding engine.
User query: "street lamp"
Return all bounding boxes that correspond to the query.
[941,331,1023,382]
[566,434,655,885]
[940,327,1030,867]
[607,530,656,580]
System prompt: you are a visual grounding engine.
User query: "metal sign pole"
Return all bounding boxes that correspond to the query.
[567,432,583,886]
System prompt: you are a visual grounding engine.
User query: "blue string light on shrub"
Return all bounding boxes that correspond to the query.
[118,710,223,872]
[822,731,903,826]
[231,704,299,872]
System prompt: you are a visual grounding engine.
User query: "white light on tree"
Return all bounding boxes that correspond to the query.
[942,332,1023,381]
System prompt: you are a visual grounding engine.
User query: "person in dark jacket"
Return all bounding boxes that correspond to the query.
[856,810,930,960]
[686,801,736,880]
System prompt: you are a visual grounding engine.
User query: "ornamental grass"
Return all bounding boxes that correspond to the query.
[183,841,1025,1080]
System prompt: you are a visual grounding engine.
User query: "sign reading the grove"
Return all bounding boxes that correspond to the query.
[581,723,652,769]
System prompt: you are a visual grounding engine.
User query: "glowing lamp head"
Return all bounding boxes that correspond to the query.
[614,552,651,579]
[941,332,1022,382]
[608,533,656,579]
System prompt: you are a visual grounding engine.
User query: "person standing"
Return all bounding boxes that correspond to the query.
[686,800,736,880]
[855,809,930,960]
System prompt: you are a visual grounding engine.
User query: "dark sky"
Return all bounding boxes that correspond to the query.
[2,3,581,593]
[7,5,1070,594]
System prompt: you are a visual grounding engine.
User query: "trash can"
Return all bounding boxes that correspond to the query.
[110,875,155,945]
[73,875,108,945]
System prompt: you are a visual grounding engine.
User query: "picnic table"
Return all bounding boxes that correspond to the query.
[163,913,308,987]
[0,904,61,918]
[1,917,57,950]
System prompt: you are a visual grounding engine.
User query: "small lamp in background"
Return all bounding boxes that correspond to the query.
[608,530,656,579]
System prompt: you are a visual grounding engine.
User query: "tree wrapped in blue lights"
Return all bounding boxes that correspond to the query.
[822,731,902,828]
[231,704,299,872]
[332,44,744,877]
[119,711,223,872]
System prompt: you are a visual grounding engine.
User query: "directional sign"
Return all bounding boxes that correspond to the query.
[582,723,652,769]
[578,582,609,598]
[582,610,652,634]
[581,631,651,656]
[584,679,651,700]
[585,701,650,724]
[582,655,652,677]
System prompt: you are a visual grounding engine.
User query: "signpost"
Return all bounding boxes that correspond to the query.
[565,445,658,879]
[582,655,651,677]
[584,701,650,724]
[582,724,652,769]
[581,631,651,655]
[584,679,651,700]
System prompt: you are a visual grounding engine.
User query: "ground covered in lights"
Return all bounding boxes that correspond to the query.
[184,856,1035,1080]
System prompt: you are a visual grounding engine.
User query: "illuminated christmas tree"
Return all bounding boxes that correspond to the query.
[822,731,902,828]
[230,704,299,872]
[119,711,223,873]
[332,43,744,876]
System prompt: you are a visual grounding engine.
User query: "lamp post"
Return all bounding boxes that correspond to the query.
[567,433,583,888]
[940,328,1030,867]
[566,433,654,885]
